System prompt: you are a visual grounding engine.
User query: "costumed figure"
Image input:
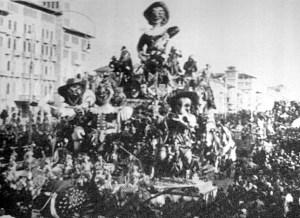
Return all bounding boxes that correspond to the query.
[137,1,179,83]
[167,46,182,76]
[160,90,199,176]
[57,74,96,152]
[167,47,184,87]
[183,55,198,78]
[119,46,133,78]
[88,79,133,155]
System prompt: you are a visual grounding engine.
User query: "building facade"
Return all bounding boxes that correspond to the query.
[0,0,61,113]
[213,66,261,113]
[0,0,92,113]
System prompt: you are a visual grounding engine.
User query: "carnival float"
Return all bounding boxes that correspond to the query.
[0,2,237,217]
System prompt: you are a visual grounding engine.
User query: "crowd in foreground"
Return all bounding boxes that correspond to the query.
[1,99,300,217]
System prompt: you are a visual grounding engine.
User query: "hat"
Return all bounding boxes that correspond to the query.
[58,76,86,99]
[144,1,169,26]
[167,89,199,110]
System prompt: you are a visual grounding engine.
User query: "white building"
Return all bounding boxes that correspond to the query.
[0,0,93,114]
[0,0,61,113]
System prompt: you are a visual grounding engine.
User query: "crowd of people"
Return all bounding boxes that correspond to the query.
[1,1,300,217]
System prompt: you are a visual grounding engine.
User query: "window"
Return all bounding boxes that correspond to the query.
[8,20,12,29]
[45,66,48,75]
[13,39,16,50]
[81,39,87,50]
[50,31,53,41]
[63,49,69,58]
[7,61,10,71]
[13,21,17,31]
[72,36,78,44]
[6,84,10,95]
[52,46,56,57]
[0,36,3,47]
[28,25,31,33]
[81,53,86,61]
[23,62,26,74]
[23,41,26,52]
[32,43,35,55]
[12,82,16,96]
[71,51,78,63]
[64,34,69,42]
[46,30,49,39]
[42,29,44,38]
[0,17,3,26]
[22,82,26,93]
[24,24,26,33]
[41,45,44,55]
[29,62,33,73]
[28,41,31,52]
[55,2,59,8]
[45,45,48,55]
[8,38,11,49]
[51,2,55,8]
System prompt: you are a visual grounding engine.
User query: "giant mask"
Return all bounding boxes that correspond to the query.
[149,6,167,26]
[144,2,169,26]
[95,83,114,106]
[175,97,192,115]
[58,77,86,107]
[67,84,84,98]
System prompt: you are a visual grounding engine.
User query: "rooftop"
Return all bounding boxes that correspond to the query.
[63,27,94,38]
[238,73,256,79]
[12,0,62,16]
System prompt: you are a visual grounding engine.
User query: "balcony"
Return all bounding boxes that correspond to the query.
[13,49,22,57]
[24,31,32,40]
[21,73,30,78]
[23,51,31,58]
[18,94,40,102]
[64,40,71,48]
[50,55,57,63]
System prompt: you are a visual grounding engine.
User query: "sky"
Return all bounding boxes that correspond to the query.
[68,0,300,99]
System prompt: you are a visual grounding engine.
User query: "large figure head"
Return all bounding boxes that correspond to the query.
[58,76,86,106]
[95,80,114,106]
[144,1,169,26]
[168,90,199,115]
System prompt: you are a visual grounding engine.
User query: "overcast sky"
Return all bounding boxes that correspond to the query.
[69,0,300,99]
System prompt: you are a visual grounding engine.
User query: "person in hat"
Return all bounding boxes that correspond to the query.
[163,90,199,175]
[57,74,95,118]
[119,46,133,79]
[183,55,198,78]
[57,74,95,152]
[137,1,180,80]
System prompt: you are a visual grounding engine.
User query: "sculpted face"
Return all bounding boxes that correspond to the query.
[96,85,114,106]
[150,6,166,25]
[175,97,192,115]
[67,84,83,97]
